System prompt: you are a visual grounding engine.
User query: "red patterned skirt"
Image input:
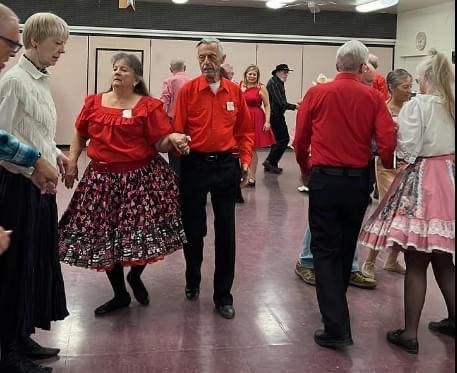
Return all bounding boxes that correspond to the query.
[58,155,186,271]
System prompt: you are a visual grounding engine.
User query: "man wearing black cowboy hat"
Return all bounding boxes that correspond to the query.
[263,64,298,174]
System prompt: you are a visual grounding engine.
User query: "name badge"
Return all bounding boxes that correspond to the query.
[122,109,132,118]
[226,102,235,111]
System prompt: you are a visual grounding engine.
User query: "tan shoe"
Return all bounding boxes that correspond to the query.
[349,271,377,289]
[295,261,316,286]
[383,261,406,275]
[361,260,376,280]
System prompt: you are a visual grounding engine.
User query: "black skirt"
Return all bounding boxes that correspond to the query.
[0,168,68,337]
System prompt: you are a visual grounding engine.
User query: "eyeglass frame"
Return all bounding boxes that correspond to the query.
[0,35,23,53]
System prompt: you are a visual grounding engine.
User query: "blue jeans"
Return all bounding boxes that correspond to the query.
[298,226,360,272]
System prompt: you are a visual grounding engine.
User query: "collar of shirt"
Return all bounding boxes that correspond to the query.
[19,55,49,80]
[271,75,284,86]
[196,75,230,93]
[334,72,360,82]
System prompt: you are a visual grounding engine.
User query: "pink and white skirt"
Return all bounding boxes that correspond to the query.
[359,155,455,254]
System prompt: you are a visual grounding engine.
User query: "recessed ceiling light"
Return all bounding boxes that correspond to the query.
[356,0,399,13]
[266,0,288,9]
[172,0,189,4]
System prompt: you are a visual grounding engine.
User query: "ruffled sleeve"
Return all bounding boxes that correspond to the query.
[143,97,172,146]
[396,97,424,164]
[75,94,98,138]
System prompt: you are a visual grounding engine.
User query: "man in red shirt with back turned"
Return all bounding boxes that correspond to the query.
[294,40,396,348]
[173,37,254,320]
[369,53,389,101]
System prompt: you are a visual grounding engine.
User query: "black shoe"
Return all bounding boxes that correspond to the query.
[0,356,52,373]
[94,293,131,316]
[126,271,150,305]
[262,161,283,174]
[185,287,200,301]
[387,329,419,354]
[19,337,60,360]
[313,329,353,348]
[429,318,456,337]
[215,304,236,319]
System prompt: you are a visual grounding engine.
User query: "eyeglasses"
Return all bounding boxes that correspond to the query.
[0,35,23,53]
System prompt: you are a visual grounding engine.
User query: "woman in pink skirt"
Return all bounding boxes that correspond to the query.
[358,50,455,354]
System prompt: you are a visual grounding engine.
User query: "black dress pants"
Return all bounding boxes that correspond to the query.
[265,114,290,167]
[308,167,370,337]
[180,152,239,306]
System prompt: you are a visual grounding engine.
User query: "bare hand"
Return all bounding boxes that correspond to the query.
[57,152,70,182]
[263,122,271,132]
[397,160,409,170]
[31,158,58,194]
[169,133,191,155]
[64,160,79,189]
[0,227,11,254]
[240,163,249,188]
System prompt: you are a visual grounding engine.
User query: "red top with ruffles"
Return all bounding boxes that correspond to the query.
[75,94,172,163]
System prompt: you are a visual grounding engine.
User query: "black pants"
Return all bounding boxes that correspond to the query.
[168,152,181,176]
[308,167,370,337]
[180,153,239,306]
[265,114,290,167]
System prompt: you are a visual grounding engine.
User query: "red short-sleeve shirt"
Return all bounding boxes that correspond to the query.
[76,94,172,163]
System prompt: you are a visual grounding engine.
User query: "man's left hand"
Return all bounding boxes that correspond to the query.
[57,152,70,182]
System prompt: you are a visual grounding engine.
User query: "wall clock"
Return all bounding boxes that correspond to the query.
[416,32,427,51]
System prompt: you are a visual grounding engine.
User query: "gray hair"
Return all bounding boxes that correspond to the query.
[368,54,379,69]
[196,37,224,55]
[336,40,369,72]
[386,68,412,93]
[170,59,186,72]
[23,12,69,49]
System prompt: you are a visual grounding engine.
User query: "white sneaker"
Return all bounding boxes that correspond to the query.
[297,185,309,193]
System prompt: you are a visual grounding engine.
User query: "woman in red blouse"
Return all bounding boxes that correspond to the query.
[58,53,190,316]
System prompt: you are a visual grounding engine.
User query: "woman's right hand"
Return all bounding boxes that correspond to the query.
[64,160,79,189]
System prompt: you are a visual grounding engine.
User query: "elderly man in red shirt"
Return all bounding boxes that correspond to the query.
[173,37,254,320]
[295,40,396,348]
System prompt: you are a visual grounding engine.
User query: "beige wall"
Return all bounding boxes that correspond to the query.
[1,36,393,145]
[395,1,455,78]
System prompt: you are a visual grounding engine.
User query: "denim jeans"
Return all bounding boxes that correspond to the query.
[298,226,360,272]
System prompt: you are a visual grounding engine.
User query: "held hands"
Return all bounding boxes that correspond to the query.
[263,121,271,132]
[64,160,79,189]
[31,158,59,194]
[169,133,191,155]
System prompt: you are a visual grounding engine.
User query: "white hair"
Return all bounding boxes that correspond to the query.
[170,59,186,72]
[23,12,69,49]
[336,40,369,72]
[197,37,224,55]
[368,53,379,69]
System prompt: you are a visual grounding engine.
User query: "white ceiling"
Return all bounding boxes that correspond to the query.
[139,0,452,13]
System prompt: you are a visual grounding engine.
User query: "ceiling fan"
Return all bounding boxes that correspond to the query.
[266,0,337,13]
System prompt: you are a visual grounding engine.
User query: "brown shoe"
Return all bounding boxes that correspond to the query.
[361,260,376,280]
[294,261,315,286]
[383,261,406,275]
[349,271,377,289]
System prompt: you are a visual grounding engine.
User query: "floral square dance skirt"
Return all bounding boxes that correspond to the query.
[359,155,455,254]
[58,155,186,271]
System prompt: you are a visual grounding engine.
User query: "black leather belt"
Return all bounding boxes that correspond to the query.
[312,166,368,177]
[187,152,239,163]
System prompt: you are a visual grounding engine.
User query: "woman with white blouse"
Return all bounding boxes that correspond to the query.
[0,13,69,373]
[358,50,455,354]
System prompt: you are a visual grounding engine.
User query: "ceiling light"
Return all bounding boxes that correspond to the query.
[266,0,286,9]
[172,0,189,4]
[355,0,399,13]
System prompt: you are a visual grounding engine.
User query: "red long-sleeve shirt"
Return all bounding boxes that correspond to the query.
[295,73,396,175]
[373,72,389,101]
[173,75,254,165]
